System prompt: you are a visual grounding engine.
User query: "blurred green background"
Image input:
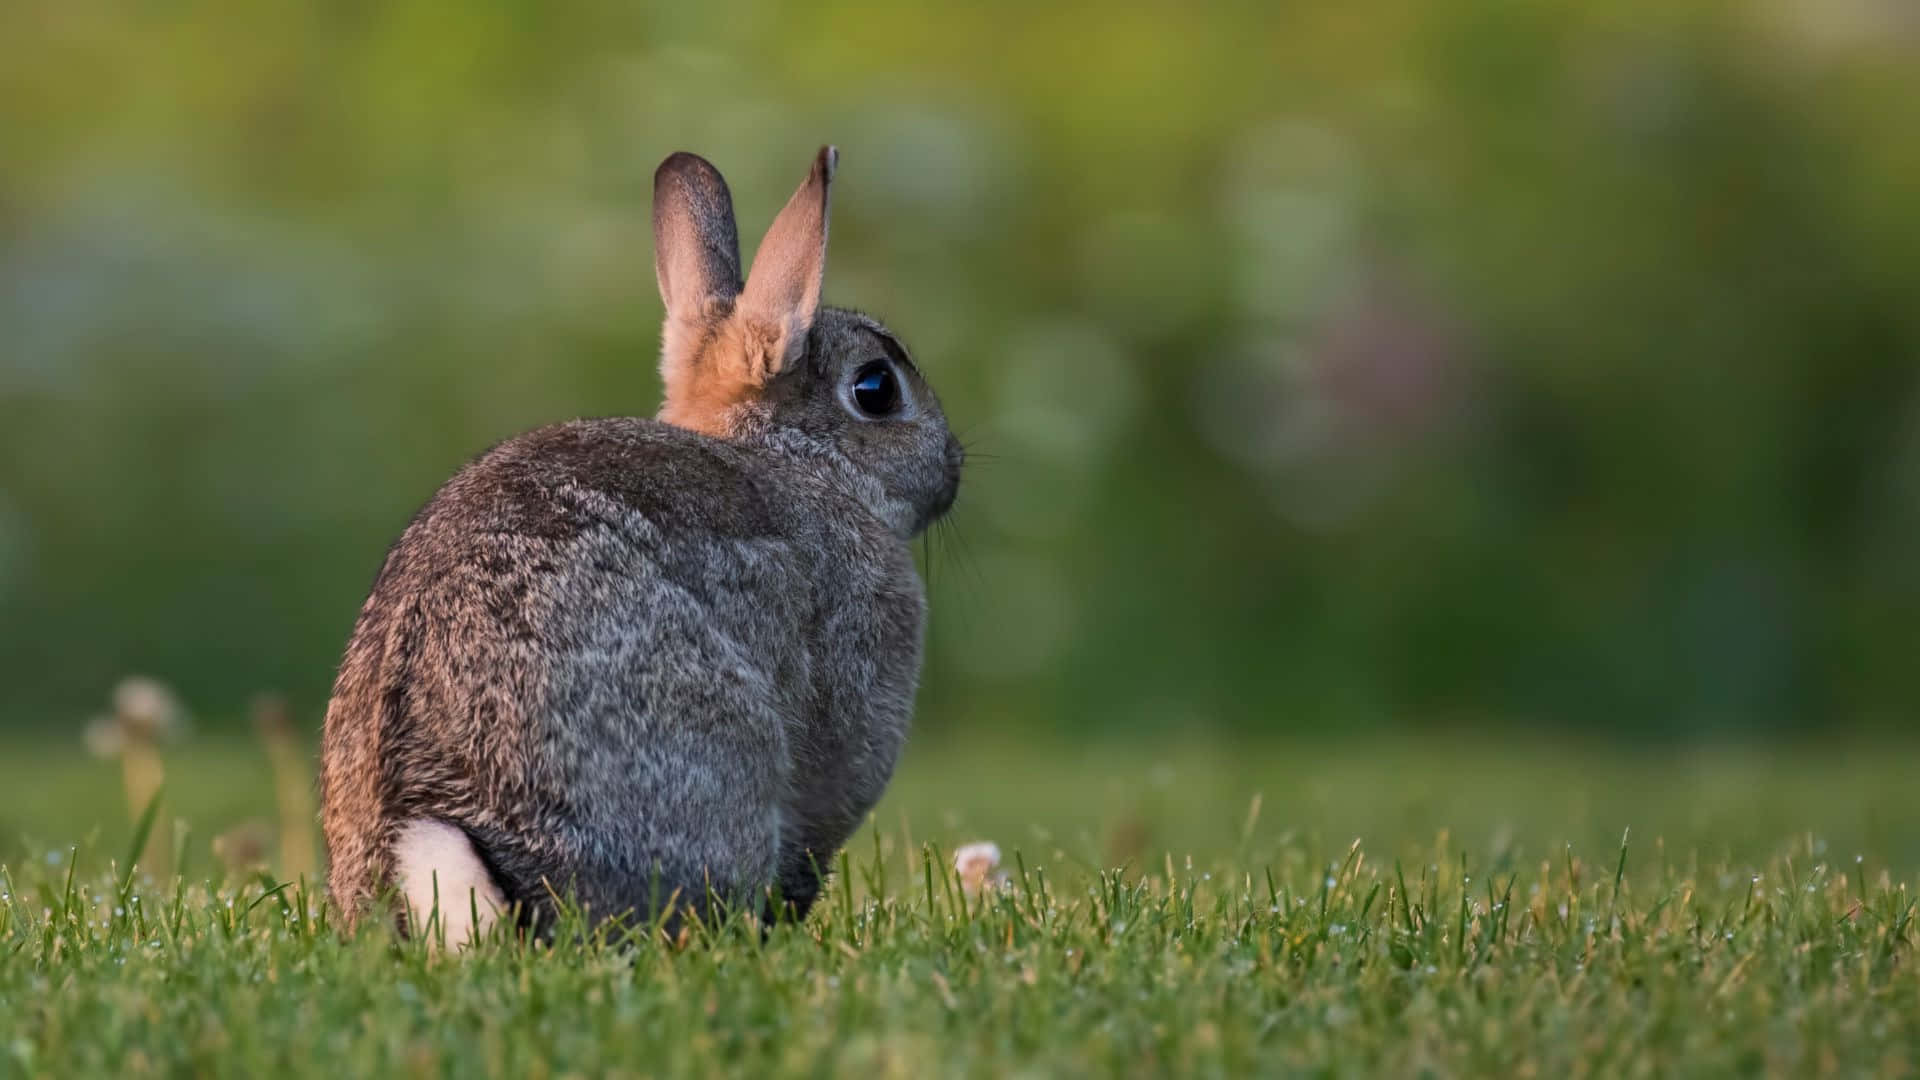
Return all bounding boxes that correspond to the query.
[2,0,1917,740]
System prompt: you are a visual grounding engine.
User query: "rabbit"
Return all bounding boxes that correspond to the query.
[319,145,962,942]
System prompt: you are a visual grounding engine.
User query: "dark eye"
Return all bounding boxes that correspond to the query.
[850,361,900,416]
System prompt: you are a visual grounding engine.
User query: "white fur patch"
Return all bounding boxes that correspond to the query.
[393,819,506,948]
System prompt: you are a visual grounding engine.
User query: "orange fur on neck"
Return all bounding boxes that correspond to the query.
[657,314,790,437]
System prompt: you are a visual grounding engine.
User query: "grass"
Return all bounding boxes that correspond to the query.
[3,732,1920,1076]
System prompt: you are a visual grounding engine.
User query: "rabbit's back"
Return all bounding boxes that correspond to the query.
[321,417,922,927]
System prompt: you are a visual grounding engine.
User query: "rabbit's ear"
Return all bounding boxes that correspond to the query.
[738,146,836,379]
[653,151,743,333]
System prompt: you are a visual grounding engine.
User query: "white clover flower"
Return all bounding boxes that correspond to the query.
[953,841,1004,895]
[112,676,187,741]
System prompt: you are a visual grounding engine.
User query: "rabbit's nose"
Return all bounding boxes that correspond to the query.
[943,434,965,476]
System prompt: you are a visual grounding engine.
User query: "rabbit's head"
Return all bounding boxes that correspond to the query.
[652,147,962,537]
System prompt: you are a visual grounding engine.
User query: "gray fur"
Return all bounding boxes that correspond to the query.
[320,148,961,931]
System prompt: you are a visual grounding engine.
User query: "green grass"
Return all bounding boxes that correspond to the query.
[4,733,1920,1076]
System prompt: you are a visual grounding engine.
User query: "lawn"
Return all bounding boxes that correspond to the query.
[3,732,1918,1076]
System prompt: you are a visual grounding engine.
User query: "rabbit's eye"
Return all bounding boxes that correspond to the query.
[850,361,900,417]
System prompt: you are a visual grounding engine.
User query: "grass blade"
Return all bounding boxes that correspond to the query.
[119,786,165,898]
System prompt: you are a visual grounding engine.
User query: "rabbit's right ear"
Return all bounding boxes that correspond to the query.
[653,152,744,389]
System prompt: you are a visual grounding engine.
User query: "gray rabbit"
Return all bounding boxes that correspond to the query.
[320,146,962,942]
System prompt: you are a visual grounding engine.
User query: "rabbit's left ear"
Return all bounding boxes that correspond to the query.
[737,145,836,380]
[653,151,746,430]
